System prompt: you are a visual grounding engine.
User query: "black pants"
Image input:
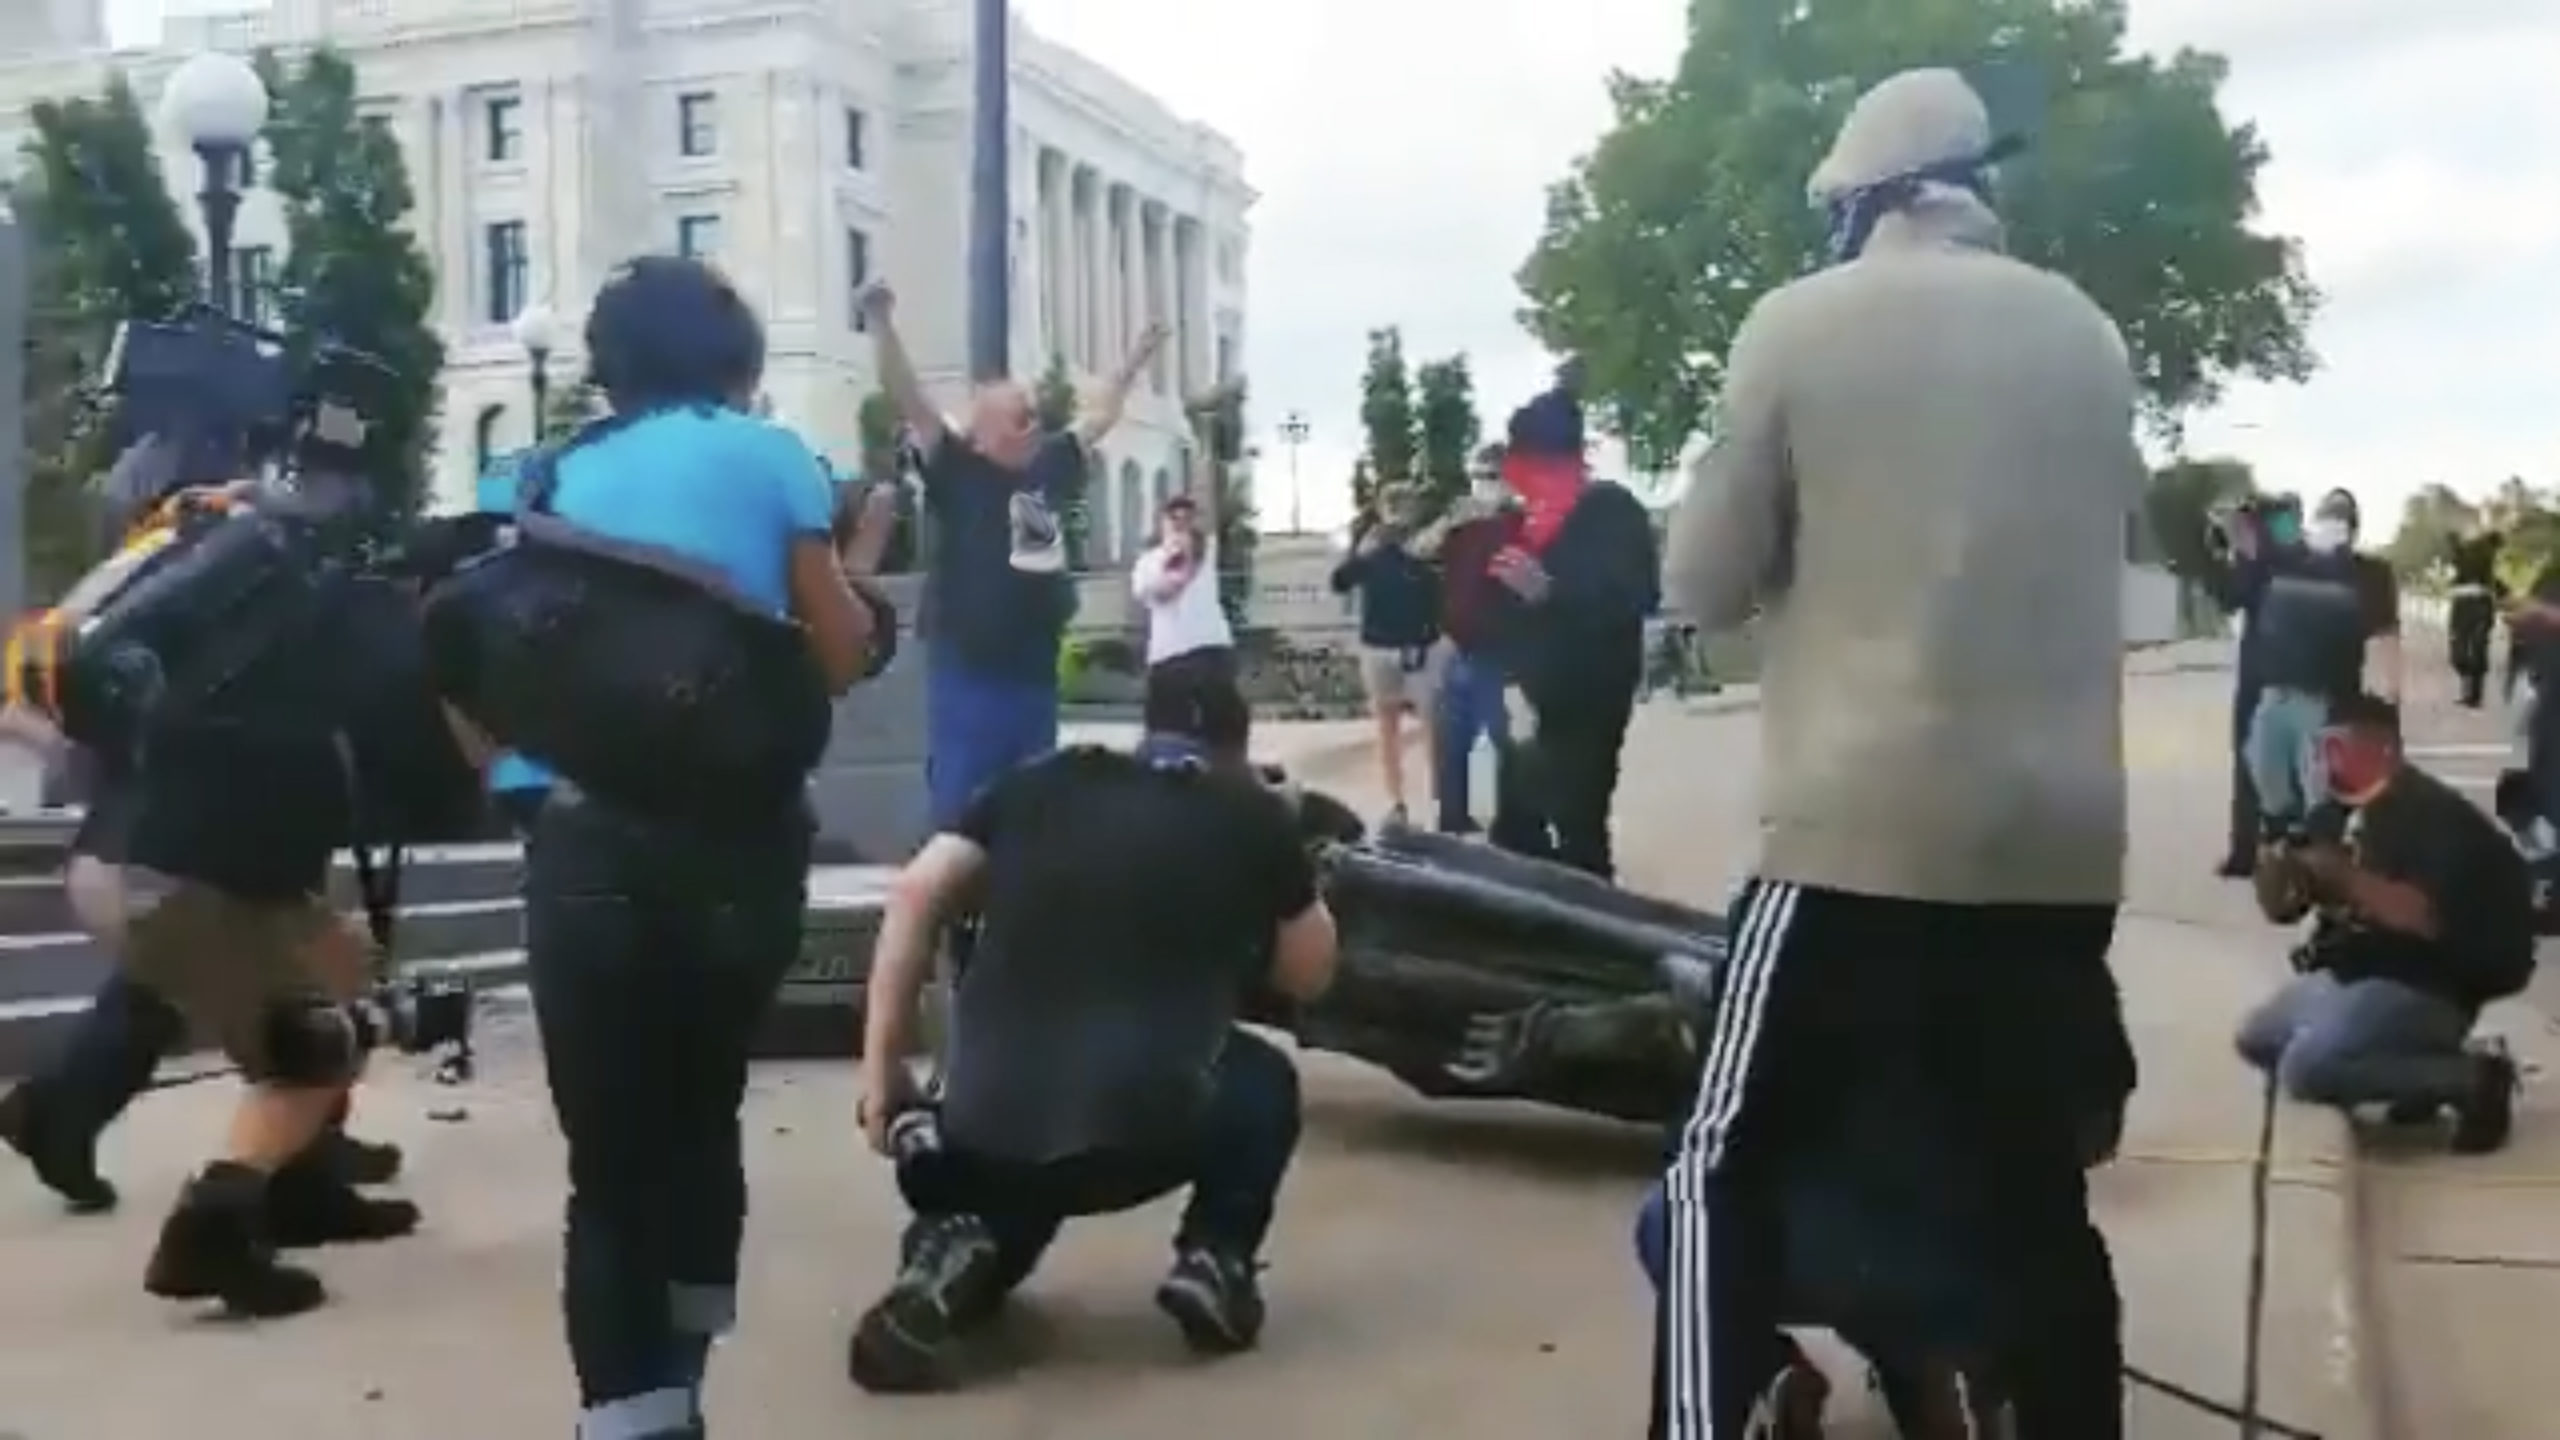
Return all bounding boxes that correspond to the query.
[524,789,810,1426]
[21,971,186,1138]
[897,1028,1300,1287]
[2451,599,2494,708]
[1148,644,1237,692]
[1651,880,2130,1440]
[1490,684,1635,879]
[2227,679,2264,863]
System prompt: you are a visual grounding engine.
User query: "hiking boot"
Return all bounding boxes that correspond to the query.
[1154,1245,1265,1355]
[846,1215,1003,1394]
[314,1129,404,1186]
[2452,1045,2521,1156]
[0,1082,117,1214]
[143,1163,327,1318]
[266,1159,421,1248]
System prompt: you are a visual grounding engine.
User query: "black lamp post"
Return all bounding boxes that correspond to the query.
[512,303,557,441]
[966,0,1010,380]
[161,52,269,317]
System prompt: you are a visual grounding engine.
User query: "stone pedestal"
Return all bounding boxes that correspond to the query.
[768,575,930,1057]
[806,573,929,864]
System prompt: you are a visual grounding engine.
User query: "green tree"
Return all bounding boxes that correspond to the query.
[1029,352,1095,568]
[2141,456,2256,579]
[2485,478,2560,597]
[1347,457,1379,530]
[1518,0,2320,471]
[540,372,604,438]
[256,46,446,510]
[15,75,200,598]
[1413,355,1482,518]
[2385,483,2481,584]
[1356,328,1418,487]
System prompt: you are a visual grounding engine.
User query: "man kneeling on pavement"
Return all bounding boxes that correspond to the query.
[2238,693,2530,1154]
[847,661,1340,1391]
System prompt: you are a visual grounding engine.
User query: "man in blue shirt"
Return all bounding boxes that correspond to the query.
[861,282,1165,825]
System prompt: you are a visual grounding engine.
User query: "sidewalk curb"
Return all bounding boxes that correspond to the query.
[2337,1129,2401,1440]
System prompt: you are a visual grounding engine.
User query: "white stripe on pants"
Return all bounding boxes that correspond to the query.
[1660,878,1800,1439]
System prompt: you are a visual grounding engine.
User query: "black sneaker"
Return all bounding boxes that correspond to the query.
[2452,1046,2521,1156]
[267,1163,421,1248]
[0,1082,117,1214]
[144,1163,327,1319]
[846,1215,1002,1393]
[315,1130,404,1187]
[1154,1246,1265,1355]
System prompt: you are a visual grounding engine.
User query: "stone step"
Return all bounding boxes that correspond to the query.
[0,842,526,936]
[0,867,893,1076]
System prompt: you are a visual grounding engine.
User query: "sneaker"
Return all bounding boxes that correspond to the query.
[846,1215,1003,1393]
[1154,1246,1265,1355]
[1383,803,1410,831]
[2452,1045,2520,1156]
[315,1129,404,1186]
[0,1082,117,1214]
[266,1162,421,1248]
[144,1163,327,1319]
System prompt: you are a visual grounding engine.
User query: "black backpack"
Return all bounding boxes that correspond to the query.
[418,439,835,828]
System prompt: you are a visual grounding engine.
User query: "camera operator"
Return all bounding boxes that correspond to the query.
[2200,495,2297,875]
[503,256,891,1440]
[2237,695,2527,1153]
[2,462,404,1226]
[847,662,1338,1393]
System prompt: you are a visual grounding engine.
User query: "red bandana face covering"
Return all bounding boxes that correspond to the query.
[1502,453,1585,553]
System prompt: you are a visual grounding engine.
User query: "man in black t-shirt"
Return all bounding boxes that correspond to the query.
[848,664,1340,1393]
[2237,695,2528,1154]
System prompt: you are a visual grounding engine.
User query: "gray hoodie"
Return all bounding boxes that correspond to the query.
[1664,69,2143,906]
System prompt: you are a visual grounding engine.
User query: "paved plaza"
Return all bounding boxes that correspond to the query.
[0,644,2550,1436]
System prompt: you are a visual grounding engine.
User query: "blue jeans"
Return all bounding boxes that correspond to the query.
[1434,648,1511,831]
[926,658,1061,829]
[2244,685,2330,828]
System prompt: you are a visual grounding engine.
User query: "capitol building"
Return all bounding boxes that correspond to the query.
[0,0,1252,559]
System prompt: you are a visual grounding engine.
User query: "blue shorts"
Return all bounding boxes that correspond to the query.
[925,658,1060,828]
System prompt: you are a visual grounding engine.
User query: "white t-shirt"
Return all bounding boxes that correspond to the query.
[1131,539,1235,664]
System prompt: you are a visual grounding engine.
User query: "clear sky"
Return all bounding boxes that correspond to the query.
[104,1,2560,538]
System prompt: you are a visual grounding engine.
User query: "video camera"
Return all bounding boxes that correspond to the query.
[96,303,402,504]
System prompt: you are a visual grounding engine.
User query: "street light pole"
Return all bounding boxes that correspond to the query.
[512,303,557,443]
[966,0,1010,380]
[161,53,269,317]
[1279,410,1310,534]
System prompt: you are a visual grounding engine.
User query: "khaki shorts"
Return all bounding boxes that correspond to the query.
[1359,642,1449,714]
[119,877,357,1075]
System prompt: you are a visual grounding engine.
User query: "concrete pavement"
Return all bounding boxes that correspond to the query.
[2339,628,2560,1440]
[0,652,2463,1438]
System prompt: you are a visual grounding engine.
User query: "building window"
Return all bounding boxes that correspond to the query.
[846,227,872,329]
[677,214,721,261]
[845,107,867,169]
[678,92,717,157]
[485,95,523,163]
[483,220,528,324]
[228,245,275,327]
